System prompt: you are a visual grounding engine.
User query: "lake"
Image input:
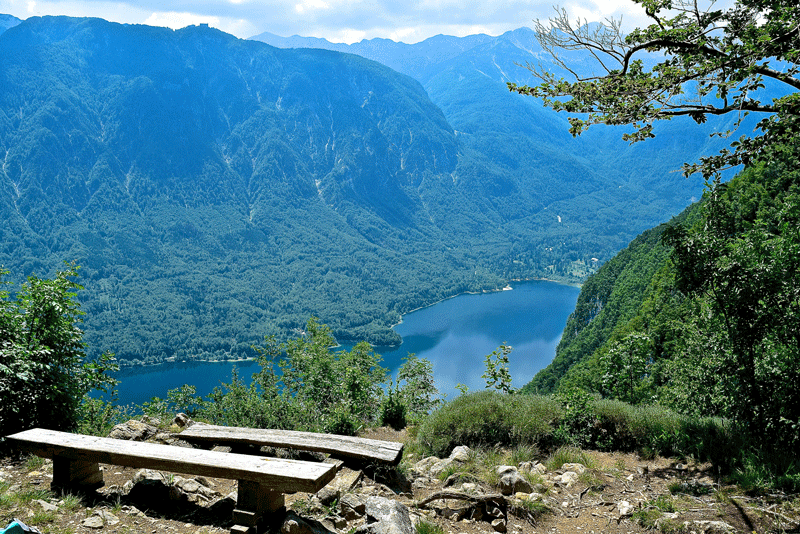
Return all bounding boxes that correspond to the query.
[110,280,580,405]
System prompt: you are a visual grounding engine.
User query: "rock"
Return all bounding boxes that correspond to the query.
[124,469,218,509]
[34,499,58,512]
[82,510,120,528]
[208,491,237,517]
[140,415,161,427]
[681,520,735,534]
[413,457,440,475]
[173,413,193,427]
[556,471,579,488]
[108,420,158,441]
[654,512,679,529]
[499,471,533,496]
[449,446,471,463]
[491,518,507,532]
[340,493,367,520]
[460,483,478,493]
[173,476,221,503]
[282,513,323,534]
[496,465,517,476]
[317,469,363,505]
[429,458,454,477]
[617,501,635,516]
[357,496,414,534]
[561,463,586,475]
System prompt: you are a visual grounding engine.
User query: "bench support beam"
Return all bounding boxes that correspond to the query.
[232,479,285,534]
[52,456,104,490]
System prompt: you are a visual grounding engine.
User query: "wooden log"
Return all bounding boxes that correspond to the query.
[7,428,335,493]
[178,424,404,465]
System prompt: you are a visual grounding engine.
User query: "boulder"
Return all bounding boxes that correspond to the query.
[498,470,533,496]
[681,520,735,534]
[561,463,586,475]
[172,412,193,427]
[108,420,158,441]
[340,493,366,520]
[556,471,579,488]
[82,510,120,529]
[449,446,471,462]
[357,496,414,534]
[617,501,635,516]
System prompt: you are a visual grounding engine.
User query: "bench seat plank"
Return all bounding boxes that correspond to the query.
[179,424,404,464]
[7,428,335,493]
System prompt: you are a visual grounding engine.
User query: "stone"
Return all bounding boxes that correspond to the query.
[428,459,454,477]
[449,446,471,463]
[282,513,321,534]
[340,493,367,520]
[140,415,161,427]
[496,465,517,476]
[108,420,158,441]
[499,471,533,496]
[34,499,58,512]
[82,510,120,528]
[173,413,192,427]
[556,471,579,488]
[357,496,414,534]
[681,520,735,534]
[491,518,507,532]
[413,457,440,476]
[561,463,586,475]
[317,469,363,505]
[617,501,635,516]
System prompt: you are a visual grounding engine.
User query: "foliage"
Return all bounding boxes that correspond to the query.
[379,382,407,430]
[395,354,444,423]
[509,0,800,178]
[664,141,800,449]
[416,390,736,464]
[0,264,117,436]
[481,344,515,394]
[600,333,652,404]
[416,391,560,457]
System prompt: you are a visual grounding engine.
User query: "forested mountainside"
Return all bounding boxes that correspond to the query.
[252,27,754,261]
[523,136,800,439]
[0,14,20,35]
[0,15,519,364]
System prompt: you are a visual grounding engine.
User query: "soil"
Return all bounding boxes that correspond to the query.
[1,427,798,534]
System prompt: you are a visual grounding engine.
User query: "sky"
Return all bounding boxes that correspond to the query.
[0,0,653,44]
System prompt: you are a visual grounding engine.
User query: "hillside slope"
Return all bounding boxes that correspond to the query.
[0,16,513,363]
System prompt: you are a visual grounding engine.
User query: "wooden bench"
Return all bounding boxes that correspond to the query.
[178,423,404,465]
[6,428,336,534]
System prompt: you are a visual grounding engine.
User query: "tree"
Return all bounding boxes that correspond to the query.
[663,138,800,449]
[0,265,118,437]
[482,344,515,394]
[509,0,800,178]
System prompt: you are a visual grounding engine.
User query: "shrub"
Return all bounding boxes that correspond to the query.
[415,391,559,457]
[0,265,117,437]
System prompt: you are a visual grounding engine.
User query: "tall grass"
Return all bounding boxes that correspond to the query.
[415,391,739,467]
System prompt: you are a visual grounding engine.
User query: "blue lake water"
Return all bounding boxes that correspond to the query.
[111,280,580,406]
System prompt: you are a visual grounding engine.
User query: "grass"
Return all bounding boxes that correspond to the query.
[25,455,46,471]
[632,494,677,530]
[415,520,445,534]
[546,446,597,471]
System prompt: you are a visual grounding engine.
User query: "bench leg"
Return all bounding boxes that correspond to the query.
[51,456,104,491]
[232,480,284,534]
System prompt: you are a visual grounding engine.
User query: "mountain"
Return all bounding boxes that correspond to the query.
[0,16,765,368]
[0,16,519,364]
[0,14,20,35]
[252,28,755,266]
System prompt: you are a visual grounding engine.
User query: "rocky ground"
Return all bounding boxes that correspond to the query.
[1,419,798,534]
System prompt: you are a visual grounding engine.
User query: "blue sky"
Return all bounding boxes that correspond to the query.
[1,0,652,43]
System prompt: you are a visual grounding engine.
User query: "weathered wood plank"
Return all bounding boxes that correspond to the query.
[7,428,335,493]
[178,424,404,464]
